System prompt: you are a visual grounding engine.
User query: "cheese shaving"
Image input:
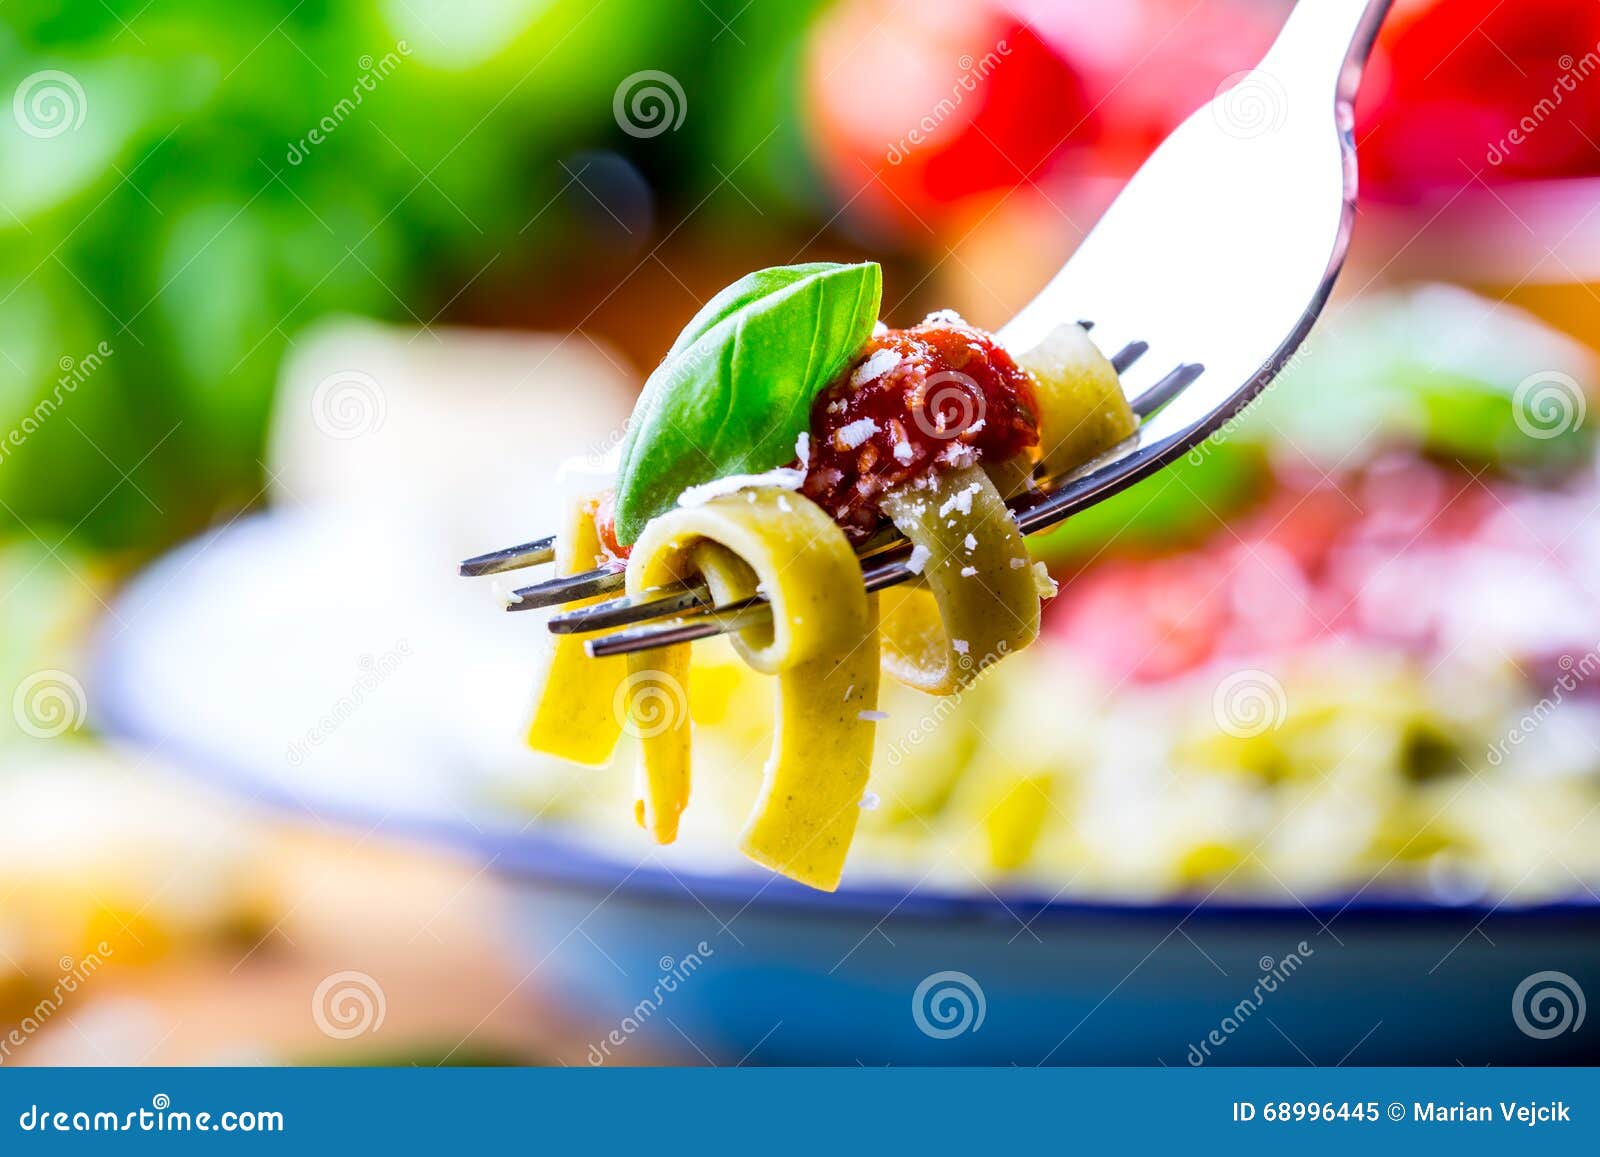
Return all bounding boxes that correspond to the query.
[850,348,902,387]
[938,482,982,518]
[833,418,878,451]
[677,467,805,507]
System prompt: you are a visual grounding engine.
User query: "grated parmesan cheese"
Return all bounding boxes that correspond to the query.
[938,482,982,519]
[906,544,932,574]
[922,308,969,328]
[833,418,878,451]
[960,565,978,577]
[952,639,969,655]
[939,443,978,469]
[677,466,805,507]
[860,791,880,810]
[1009,556,1027,569]
[858,709,889,722]
[850,348,902,387]
[963,533,977,552]
[794,430,811,464]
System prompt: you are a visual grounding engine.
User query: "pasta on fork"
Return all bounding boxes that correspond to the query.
[521,262,1135,890]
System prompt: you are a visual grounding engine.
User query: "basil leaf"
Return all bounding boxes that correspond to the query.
[663,262,853,359]
[613,261,881,543]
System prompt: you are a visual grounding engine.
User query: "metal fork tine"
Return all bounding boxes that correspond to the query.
[459,536,556,577]
[588,602,774,657]
[1110,341,1149,374]
[544,520,913,629]
[549,583,711,632]
[505,565,625,611]
[1132,363,1205,418]
[585,554,918,658]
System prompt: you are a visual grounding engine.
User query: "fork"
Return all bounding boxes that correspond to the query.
[460,0,1392,658]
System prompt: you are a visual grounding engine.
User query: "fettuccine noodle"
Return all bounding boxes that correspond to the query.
[526,494,627,767]
[625,489,879,890]
[878,464,1038,695]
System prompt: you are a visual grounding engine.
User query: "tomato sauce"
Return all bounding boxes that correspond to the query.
[800,318,1038,538]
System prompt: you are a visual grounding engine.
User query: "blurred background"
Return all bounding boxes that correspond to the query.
[4,0,1600,1065]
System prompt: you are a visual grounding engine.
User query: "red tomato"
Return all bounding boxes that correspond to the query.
[1357,0,1600,196]
[803,0,1096,236]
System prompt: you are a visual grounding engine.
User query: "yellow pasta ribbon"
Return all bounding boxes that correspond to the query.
[623,645,693,844]
[627,489,880,891]
[526,498,627,767]
[878,464,1039,696]
[1015,322,1138,480]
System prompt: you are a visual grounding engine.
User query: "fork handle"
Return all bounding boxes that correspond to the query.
[1265,0,1392,106]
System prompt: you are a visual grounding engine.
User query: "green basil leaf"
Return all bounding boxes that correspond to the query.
[613,261,881,543]
[662,262,853,359]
